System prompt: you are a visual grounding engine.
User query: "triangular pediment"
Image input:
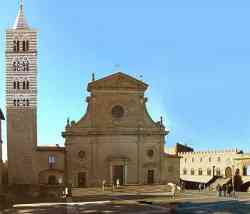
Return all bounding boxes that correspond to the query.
[87,72,148,92]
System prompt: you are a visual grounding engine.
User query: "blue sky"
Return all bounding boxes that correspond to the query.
[1,0,250,160]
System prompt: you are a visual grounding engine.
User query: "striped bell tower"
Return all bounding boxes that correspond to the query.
[5,0,37,184]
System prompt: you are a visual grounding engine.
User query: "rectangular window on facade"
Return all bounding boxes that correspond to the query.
[191,169,195,175]
[207,169,212,176]
[216,168,220,176]
[48,155,56,169]
[198,168,203,175]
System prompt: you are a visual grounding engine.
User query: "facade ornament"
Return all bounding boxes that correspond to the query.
[66,118,70,128]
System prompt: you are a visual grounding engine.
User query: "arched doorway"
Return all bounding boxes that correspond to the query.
[38,169,64,185]
[225,167,232,178]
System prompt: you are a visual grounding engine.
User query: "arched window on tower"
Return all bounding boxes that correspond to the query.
[16,99,20,106]
[22,99,26,106]
[23,57,29,71]
[26,40,29,51]
[22,61,29,72]
[13,99,16,106]
[26,81,29,89]
[22,40,29,52]
[13,40,20,52]
[22,41,26,51]
[26,99,30,106]
[13,81,17,89]
[23,81,26,89]
[17,81,20,89]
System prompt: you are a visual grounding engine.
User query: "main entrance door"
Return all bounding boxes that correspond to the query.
[147,170,154,184]
[112,165,124,185]
[78,172,87,187]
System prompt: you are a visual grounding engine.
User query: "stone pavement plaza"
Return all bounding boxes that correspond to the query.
[2,190,250,214]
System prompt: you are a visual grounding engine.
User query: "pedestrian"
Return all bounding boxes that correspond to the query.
[222,184,226,197]
[116,179,120,189]
[199,183,202,192]
[102,180,106,192]
[216,184,220,197]
[171,183,177,199]
[227,183,232,198]
[181,181,185,192]
[65,187,69,198]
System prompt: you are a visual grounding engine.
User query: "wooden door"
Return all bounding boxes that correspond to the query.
[78,172,87,187]
[147,170,154,184]
[113,165,124,185]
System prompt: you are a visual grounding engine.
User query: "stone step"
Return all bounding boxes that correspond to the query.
[72,185,172,196]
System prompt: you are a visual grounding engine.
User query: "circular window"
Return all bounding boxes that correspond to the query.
[78,151,86,159]
[147,149,154,158]
[111,105,124,118]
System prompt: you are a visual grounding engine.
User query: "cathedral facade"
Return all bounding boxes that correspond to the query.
[4,2,180,188]
[62,72,178,187]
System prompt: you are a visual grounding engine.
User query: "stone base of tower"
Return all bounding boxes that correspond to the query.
[7,108,37,185]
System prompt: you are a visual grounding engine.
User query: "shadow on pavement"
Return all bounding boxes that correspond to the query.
[175,199,250,214]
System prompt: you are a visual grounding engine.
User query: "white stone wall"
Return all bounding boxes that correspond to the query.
[179,150,240,178]
[5,29,37,108]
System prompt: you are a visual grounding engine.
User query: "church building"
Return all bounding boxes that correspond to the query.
[4,2,180,187]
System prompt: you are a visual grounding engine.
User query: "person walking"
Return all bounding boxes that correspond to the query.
[228,183,232,198]
[222,184,226,197]
[198,183,202,192]
[171,183,177,199]
[216,184,220,197]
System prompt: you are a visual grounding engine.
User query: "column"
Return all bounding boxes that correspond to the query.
[110,163,113,184]
[124,160,128,185]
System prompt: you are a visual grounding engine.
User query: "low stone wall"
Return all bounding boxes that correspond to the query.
[5,184,66,204]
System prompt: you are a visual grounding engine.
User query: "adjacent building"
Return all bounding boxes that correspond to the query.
[0,109,5,190]
[166,143,250,190]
